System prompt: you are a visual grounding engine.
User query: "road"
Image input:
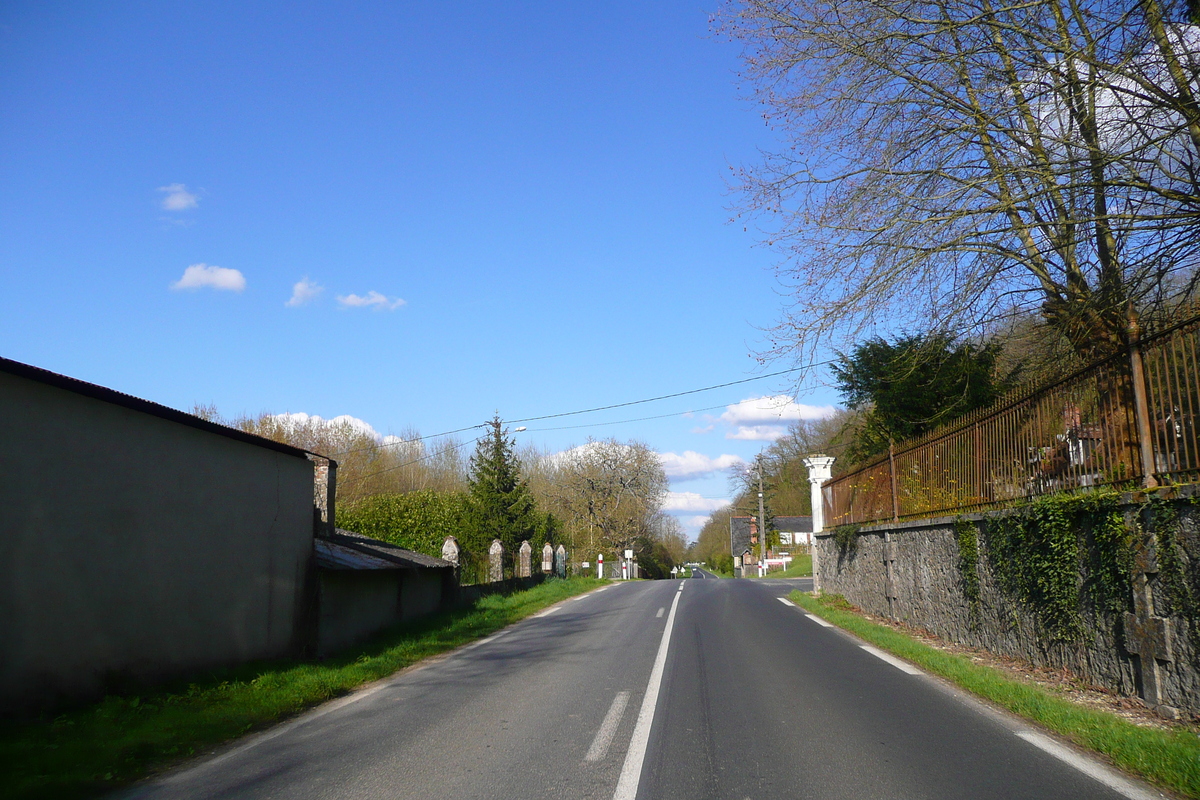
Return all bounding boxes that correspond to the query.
[123,577,1161,800]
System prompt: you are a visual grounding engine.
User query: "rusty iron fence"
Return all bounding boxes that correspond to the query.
[823,313,1200,527]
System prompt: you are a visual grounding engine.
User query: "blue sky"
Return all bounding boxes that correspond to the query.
[0,1,842,537]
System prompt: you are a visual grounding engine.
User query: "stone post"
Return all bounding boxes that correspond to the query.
[542,543,554,573]
[1124,532,1178,718]
[441,536,460,566]
[518,540,532,578]
[803,455,835,593]
[488,539,504,583]
[555,545,567,578]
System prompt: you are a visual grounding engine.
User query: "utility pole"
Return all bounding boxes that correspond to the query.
[757,454,767,578]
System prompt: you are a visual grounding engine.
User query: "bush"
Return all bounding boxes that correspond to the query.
[338,490,474,558]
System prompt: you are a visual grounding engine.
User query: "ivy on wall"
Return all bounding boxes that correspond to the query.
[833,523,861,557]
[1146,496,1199,619]
[953,517,981,619]
[982,491,1131,641]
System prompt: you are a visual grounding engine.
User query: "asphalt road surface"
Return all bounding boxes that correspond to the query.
[122,577,1163,800]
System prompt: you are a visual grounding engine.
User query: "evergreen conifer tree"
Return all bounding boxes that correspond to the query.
[467,415,538,560]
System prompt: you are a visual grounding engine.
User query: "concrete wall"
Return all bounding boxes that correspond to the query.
[316,568,453,656]
[0,370,316,713]
[317,571,401,656]
[814,496,1199,715]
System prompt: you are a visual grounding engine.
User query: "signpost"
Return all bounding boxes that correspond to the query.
[622,549,633,580]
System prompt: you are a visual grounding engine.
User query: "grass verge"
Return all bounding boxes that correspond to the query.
[791,591,1200,798]
[1,576,606,800]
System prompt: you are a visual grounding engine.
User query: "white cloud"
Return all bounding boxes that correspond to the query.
[170,263,245,292]
[663,491,731,514]
[158,183,198,211]
[286,277,323,307]
[719,395,836,425]
[658,450,746,480]
[726,425,792,441]
[337,291,406,311]
[712,395,837,441]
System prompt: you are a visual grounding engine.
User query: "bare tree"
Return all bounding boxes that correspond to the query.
[719,0,1200,365]
[544,438,668,558]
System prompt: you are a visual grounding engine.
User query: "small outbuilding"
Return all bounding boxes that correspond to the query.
[314,530,456,655]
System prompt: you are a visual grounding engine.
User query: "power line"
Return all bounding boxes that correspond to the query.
[326,423,486,458]
[329,358,835,456]
[338,435,482,486]
[522,402,733,433]
[507,359,835,424]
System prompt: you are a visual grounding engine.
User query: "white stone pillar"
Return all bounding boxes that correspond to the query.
[802,455,835,593]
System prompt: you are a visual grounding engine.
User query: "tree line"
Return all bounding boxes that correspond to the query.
[193,407,685,581]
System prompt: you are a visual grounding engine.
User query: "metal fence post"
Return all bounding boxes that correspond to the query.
[1127,311,1159,489]
[888,441,900,521]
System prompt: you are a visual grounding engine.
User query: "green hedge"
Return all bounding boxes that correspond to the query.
[337,490,474,558]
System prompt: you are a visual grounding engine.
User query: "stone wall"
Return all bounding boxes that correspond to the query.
[815,491,1199,717]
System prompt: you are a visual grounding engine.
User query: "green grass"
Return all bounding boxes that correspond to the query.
[792,591,1200,798]
[754,554,812,578]
[1,577,606,800]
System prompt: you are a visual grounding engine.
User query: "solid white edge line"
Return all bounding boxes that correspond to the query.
[859,644,923,675]
[806,614,835,628]
[585,691,631,762]
[777,597,796,607]
[462,630,508,651]
[612,586,684,800]
[1015,732,1162,800]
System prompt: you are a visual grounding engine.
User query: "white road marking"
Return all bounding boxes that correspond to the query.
[1015,731,1161,800]
[656,607,664,618]
[777,597,796,607]
[533,605,561,618]
[612,585,684,800]
[584,692,630,762]
[859,645,923,675]
[806,614,835,628]
[462,631,508,651]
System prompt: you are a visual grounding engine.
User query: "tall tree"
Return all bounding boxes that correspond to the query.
[467,416,538,557]
[831,334,1013,463]
[719,0,1200,365]
[548,438,668,559]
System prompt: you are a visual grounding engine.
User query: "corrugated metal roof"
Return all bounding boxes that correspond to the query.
[0,355,314,460]
[315,530,453,571]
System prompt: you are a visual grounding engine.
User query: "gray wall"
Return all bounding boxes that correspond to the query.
[0,370,316,713]
[316,569,451,656]
[318,572,401,656]
[814,499,1199,715]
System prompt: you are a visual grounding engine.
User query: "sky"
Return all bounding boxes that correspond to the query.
[0,1,843,538]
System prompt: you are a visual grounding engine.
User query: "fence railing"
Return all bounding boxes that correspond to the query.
[824,312,1200,527]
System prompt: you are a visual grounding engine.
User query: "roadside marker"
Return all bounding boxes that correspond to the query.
[860,645,922,675]
[584,692,630,762]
